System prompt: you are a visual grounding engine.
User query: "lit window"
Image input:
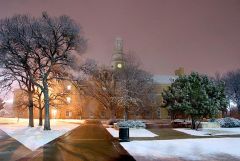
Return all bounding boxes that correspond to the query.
[67,85,71,90]
[66,111,72,117]
[66,97,71,103]
[52,109,57,118]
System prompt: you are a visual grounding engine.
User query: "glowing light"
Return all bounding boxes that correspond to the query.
[67,85,71,90]
[52,109,57,119]
[230,100,237,107]
[66,97,71,103]
[4,99,13,104]
[117,63,122,69]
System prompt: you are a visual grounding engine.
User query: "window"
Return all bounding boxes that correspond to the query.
[66,111,72,117]
[157,109,161,118]
[66,97,71,103]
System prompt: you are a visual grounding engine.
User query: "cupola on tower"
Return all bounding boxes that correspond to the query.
[111,37,124,69]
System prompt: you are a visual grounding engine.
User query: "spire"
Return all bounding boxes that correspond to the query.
[115,37,123,52]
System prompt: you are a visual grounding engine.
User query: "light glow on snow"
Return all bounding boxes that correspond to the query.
[121,138,240,160]
[0,119,80,151]
[106,128,158,137]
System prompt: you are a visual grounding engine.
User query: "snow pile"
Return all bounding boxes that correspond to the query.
[121,138,240,160]
[117,120,146,128]
[175,128,240,136]
[106,128,158,137]
[0,120,79,151]
[212,117,240,128]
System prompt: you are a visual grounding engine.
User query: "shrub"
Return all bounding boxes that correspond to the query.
[107,119,122,125]
[117,120,146,128]
[212,117,240,128]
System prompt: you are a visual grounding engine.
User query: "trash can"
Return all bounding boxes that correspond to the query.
[119,127,129,142]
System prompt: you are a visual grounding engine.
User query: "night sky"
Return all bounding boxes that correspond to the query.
[0,0,240,75]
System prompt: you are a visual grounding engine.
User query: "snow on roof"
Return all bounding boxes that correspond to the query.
[153,75,178,84]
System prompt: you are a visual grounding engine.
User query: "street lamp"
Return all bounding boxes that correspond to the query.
[67,85,71,90]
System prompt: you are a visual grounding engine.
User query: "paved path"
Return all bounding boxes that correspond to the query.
[23,120,136,161]
[0,129,32,161]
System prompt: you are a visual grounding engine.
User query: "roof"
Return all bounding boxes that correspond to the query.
[153,75,178,84]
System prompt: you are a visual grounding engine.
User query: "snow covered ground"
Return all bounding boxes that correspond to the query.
[175,128,240,136]
[0,119,80,151]
[106,128,158,137]
[0,117,85,124]
[121,138,240,160]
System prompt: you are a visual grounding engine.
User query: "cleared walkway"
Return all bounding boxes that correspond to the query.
[0,129,32,161]
[24,120,136,161]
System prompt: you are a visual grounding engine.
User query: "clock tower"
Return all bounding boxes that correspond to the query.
[111,37,124,69]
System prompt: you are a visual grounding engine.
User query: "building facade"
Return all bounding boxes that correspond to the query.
[12,38,183,120]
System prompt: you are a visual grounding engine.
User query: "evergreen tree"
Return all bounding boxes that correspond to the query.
[162,72,228,130]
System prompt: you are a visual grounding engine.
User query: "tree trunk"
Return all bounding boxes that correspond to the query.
[38,96,43,126]
[151,107,155,120]
[237,104,240,114]
[170,111,174,120]
[222,110,226,118]
[111,107,116,120]
[39,108,43,126]
[124,107,128,121]
[191,118,196,129]
[43,80,51,130]
[28,92,34,127]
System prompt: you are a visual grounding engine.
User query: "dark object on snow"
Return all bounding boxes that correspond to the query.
[119,127,129,142]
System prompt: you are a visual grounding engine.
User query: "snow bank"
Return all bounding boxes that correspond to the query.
[214,117,240,128]
[121,138,240,160]
[106,128,158,137]
[117,120,146,128]
[175,128,240,136]
[0,120,79,151]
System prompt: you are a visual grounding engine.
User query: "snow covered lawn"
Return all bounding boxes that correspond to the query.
[121,138,240,160]
[0,120,80,151]
[175,128,240,136]
[106,128,158,137]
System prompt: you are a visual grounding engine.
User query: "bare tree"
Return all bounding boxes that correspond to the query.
[12,90,28,122]
[33,88,44,126]
[0,13,86,130]
[223,69,240,113]
[82,66,119,119]
[33,80,68,126]
[140,86,159,119]
[116,54,154,120]
[0,15,37,127]
[0,98,5,110]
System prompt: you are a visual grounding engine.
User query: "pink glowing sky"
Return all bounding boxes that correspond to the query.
[0,0,240,75]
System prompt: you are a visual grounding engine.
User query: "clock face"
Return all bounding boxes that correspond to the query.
[117,63,122,69]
